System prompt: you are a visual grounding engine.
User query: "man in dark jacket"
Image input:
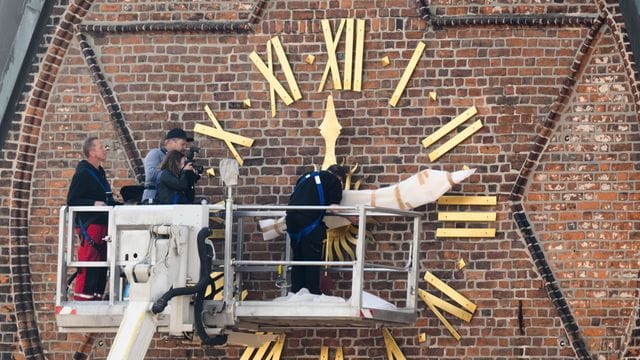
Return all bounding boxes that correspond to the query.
[286,165,346,294]
[66,137,116,301]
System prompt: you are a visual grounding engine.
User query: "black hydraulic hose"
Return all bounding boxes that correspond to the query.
[151,226,212,314]
[150,227,227,345]
[151,286,198,314]
[193,227,227,345]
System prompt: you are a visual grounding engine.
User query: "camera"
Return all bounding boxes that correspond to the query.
[186,146,205,175]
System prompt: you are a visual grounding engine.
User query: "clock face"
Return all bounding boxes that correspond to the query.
[229,17,488,355]
[9,1,636,359]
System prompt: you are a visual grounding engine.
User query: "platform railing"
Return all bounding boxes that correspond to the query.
[226,204,422,314]
[56,203,422,328]
[57,206,115,307]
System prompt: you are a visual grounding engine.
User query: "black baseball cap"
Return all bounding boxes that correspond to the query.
[165,128,194,142]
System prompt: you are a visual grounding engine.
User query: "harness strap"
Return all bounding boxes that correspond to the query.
[76,166,110,250]
[76,218,105,250]
[85,166,112,196]
[288,172,326,245]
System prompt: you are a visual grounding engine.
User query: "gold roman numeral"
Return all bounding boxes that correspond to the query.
[436,195,497,238]
[419,272,477,341]
[318,18,366,93]
[421,106,484,162]
[194,105,255,166]
[250,36,301,115]
[240,333,286,360]
[382,328,406,360]
[389,41,426,107]
[319,346,343,360]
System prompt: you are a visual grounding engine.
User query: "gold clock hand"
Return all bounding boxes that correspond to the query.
[318,95,342,170]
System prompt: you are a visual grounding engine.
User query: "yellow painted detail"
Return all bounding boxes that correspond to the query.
[343,18,355,90]
[270,36,301,101]
[320,346,329,360]
[420,291,461,341]
[318,19,346,92]
[418,289,473,322]
[203,105,247,165]
[418,332,427,343]
[193,123,254,148]
[305,54,316,65]
[319,95,342,170]
[249,51,294,105]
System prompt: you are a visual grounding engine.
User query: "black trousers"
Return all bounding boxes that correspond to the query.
[290,225,325,295]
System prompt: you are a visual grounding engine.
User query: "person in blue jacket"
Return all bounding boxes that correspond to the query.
[286,165,346,294]
[154,150,196,204]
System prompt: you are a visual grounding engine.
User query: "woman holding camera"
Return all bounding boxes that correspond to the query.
[154,150,195,204]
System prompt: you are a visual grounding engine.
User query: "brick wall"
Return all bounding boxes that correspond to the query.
[2,0,639,359]
[0,1,70,358]
[526,25,640,355]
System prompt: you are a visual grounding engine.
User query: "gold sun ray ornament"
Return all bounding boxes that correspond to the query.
[343,163,358,190]
[322,164,376,263]
[323,223,375,262]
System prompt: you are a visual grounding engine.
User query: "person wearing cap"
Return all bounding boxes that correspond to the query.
[141,128,193,203]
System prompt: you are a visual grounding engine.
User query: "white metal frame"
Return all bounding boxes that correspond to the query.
[56,202,422,332]
[222,203,422,328]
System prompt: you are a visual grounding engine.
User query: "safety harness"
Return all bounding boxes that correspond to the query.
[76,218,106,250]
[287,171,326,246]
[75,166,112,250]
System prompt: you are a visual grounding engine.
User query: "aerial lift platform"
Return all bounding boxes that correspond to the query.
[56,194,422,358]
